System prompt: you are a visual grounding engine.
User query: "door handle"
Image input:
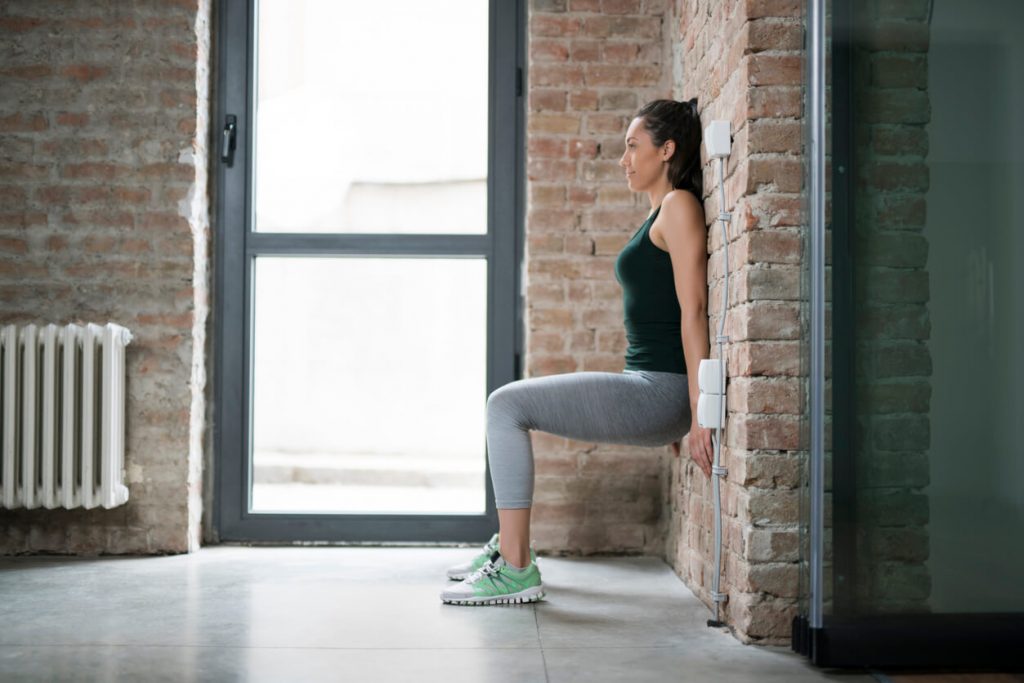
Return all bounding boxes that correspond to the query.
[221,114,237,164]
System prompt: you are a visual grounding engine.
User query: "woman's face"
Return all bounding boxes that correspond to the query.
[620,116,673,192]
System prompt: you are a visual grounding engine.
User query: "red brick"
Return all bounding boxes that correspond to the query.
[0,212,46,228]
[746,54,802,86]
[529,208,577,231]
[529,354,577,375]
[530,39,570,62]
[567,138,598,159]
[529,304,574,328]
[582,15,660,39]
[0,16,45,32]
[746,0,802,19]
[564,234,593,255]
[862,20,929,52]
[0,237,28,254]
[0,162,49,180]
[0,112,47,132]
[568,186,597,205]
[859,161,928,192]
[56,112,90,127]
[62,65,111,82]
[871,54,926,88]
[531,258,583,280]
[139,162,196,182]
[747,156,803,193]
[139,212,189,231]
[528,113,581,134]
[530,14,583,37]
[61,211,134,229]
[0,64,53,78]
[569,90,599,110]
[582,207,640,230]
[746,19,803,52]
[585,64,661,87]
[529,183,567,205]
[569,40,601,62]
[527,159,577,182]
[602,43,640,63]
[585,113,628,134]
[747,119,801,154]
[59,163,130,180]
[529,89,568,112]
[601,0,641,14]
[45,235,68,250]
[166,40,197,61]
[529,137,568,158]
[159,90,198,108]
[0,186,27,204]
[38,138,108,157]
[530,63,585,87]
[746,86,801,118]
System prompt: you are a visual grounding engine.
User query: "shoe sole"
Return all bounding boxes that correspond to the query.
[441,585,546,605]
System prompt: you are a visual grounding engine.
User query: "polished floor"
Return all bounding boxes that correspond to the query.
[0,545,879,682]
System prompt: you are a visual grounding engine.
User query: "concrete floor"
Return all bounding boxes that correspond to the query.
[0,545,873,682]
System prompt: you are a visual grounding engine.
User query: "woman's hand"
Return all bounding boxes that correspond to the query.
[690,421,714,478]
[675,421,714,478]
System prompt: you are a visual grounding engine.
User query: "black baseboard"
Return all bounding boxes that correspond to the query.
[792,613,1024,670]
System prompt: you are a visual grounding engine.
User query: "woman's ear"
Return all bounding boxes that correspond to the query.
[663,140,675,162]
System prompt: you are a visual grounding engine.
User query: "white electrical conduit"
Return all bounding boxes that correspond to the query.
[698,120,732,628]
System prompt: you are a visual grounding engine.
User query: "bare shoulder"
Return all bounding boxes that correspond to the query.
[651,190,705,249]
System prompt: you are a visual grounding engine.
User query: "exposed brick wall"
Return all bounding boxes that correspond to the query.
[664,0,805,645]
[523,0,676,555]
[0,1,212,554]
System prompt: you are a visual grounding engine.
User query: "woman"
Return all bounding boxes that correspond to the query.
[441,98,714,606]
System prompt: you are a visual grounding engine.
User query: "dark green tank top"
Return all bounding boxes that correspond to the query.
[613,205,686,373]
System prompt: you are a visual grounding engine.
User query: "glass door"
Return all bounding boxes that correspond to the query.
[213,0,524,543]
[794,0,1024,667]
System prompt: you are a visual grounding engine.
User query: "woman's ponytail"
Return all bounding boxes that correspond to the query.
[636,98,703,202]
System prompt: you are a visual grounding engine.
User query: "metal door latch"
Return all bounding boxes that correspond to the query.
[221,114,237,164]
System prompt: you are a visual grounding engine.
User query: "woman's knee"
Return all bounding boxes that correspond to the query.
[486,380,521,416]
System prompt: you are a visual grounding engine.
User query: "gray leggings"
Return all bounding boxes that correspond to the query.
[485,369,692,509]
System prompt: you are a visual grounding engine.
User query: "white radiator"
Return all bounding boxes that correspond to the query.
[0,322,132,510]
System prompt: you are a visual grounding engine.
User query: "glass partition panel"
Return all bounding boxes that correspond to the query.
[802,0,1024,626]
[843,0,1024,616]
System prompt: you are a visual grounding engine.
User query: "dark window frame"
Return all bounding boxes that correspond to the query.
[211,0,525,543]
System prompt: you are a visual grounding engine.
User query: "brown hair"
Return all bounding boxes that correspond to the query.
[636,97,702,202]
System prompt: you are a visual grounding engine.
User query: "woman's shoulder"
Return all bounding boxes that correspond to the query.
[652,190,705,244]
[660,189,703,214]
[655,188,704,249]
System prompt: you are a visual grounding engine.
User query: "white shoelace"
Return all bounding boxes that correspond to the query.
[465,558,500,583]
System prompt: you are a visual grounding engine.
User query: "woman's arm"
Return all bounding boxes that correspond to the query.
[658,190,710,416]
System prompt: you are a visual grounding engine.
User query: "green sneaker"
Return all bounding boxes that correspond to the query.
[440,549,545,605]
[446,533,537,581]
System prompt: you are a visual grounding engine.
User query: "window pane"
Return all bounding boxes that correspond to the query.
[251,256,488,514]
[254,0,488,234]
